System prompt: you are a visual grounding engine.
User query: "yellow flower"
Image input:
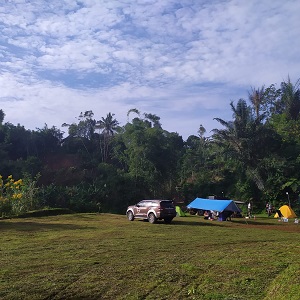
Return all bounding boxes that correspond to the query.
[12,193,22,199]
[8,175,13,179]
[13,179,23,186]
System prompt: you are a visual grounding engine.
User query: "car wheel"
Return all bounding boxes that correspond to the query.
[127,211,134,221]
[148,213,157,224]
[164,218,173,224]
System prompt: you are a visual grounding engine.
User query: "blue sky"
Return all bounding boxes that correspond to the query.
[0,0,299,139]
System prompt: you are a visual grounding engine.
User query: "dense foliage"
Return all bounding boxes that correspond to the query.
[1,77,300,215]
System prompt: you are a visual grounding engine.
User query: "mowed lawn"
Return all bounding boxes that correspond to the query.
[0,213,299,300]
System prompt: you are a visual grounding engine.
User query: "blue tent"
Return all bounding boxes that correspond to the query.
[187,198,242,221]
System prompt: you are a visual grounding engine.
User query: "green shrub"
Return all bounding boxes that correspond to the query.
[0,173,40,216]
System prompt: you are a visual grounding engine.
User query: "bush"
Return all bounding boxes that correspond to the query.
[16,208,74,218]
[0,173,40,216]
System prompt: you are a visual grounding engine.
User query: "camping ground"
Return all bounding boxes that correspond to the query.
[0,213,299,299]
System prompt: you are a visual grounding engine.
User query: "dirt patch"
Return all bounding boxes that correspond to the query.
[43,153,81,170]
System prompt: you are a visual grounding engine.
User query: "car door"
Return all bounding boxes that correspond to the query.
[139,201,150,218]
[135,201,146,218]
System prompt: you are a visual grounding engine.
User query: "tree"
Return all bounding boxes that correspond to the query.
[33,124,63,156]
[181,125,209,182]
[213,96,288,206]
[96,113,119,162]
[115,111,183,198]
[263,77,300,121]
[97,112,119,136]
[280,77,300,120]
[267,79,300,206]
[213,99,254,161]
[62,111,96,140]
[62,111,96,157]
[213,99,269,202]
[144,113,162,129]
[248,86,265,118]
[179,124,232,201]
[127,108,140,122]
[3,123,31,160]
[0,109,5,125]
[127,108,161,128]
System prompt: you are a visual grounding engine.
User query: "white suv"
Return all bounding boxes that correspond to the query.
[126,200,176,224]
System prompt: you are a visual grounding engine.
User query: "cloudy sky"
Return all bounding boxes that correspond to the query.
[0,0,299,139]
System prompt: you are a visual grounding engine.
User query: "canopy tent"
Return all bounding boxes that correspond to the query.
[274,205,297,219]
[187,198,242,213]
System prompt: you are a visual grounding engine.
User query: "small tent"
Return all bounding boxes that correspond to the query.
[187,198,242,221]
[175,206,186,217]
[274,205,297,219]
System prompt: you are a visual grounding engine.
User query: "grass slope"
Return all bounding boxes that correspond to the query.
[0,214,299,299]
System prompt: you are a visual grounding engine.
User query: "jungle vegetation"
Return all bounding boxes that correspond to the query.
[1,77,300,215]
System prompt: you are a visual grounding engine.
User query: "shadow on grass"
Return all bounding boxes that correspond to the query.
[135,217,225,227]
[0,221,94,232]
[132,214,253,227]
[174,216,294,227]
[232,219,285,226]
[134,217,225,227]
[172,220,225,227]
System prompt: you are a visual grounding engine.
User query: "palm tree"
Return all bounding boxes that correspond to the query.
[248,86,265,118]
[96,113,119,162]
[97,113,119,136]
[281,77,300,120]
[214,99,253,154]
[213,99,266,190]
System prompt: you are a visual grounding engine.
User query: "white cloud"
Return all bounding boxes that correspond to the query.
[0,0,299,139]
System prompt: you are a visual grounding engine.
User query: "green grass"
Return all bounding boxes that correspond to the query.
[0,214,299,299]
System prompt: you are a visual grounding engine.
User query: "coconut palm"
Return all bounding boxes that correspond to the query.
[97,113,119,136]
[96,113,119,162]
[248,86,265,118]
[281,77,300,120]
[213,99,266,190]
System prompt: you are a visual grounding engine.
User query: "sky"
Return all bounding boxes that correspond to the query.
[0,0,299,140]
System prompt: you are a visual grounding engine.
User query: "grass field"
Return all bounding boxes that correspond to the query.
[0,213,299,300]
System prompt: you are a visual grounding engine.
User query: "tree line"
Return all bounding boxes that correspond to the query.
[1,77,300,216]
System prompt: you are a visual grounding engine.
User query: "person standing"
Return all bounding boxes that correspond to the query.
[248,202,252,217]
[267,202,272,216]
[265,202,269,213]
